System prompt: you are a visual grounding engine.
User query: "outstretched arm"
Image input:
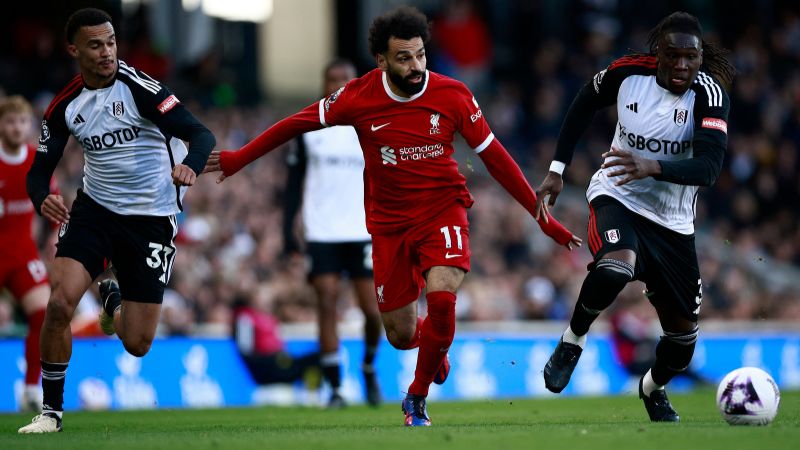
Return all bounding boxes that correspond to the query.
[478,139,581,249]
[205,103,324,183]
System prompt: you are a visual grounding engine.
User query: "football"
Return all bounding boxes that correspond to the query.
[716,367,780,425]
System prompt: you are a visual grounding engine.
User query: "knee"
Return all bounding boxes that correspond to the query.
[44,293,76,328]
[384,323,417,349]
[123,336,154,357]
[594,258,635,287]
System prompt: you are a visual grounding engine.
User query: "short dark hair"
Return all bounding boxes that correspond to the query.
[368,6,430,56]
[65,8,113,44]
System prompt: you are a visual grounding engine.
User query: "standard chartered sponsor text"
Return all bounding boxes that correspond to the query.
[398,143,444,161]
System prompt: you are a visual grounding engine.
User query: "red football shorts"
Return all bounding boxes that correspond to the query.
[0,249,49,300]
[371,204,471,312]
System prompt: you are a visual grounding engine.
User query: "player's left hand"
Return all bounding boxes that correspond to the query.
[171,164,196,186]
[601,147,661,186]
[202,150,227,183]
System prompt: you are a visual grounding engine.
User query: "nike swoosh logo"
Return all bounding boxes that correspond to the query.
[371,122,390,132]
[445,253,462,259]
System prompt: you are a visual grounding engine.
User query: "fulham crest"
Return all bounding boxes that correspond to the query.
[604,229,621,244]
[674,108,688,127]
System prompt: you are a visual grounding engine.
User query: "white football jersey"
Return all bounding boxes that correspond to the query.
[293,126,370,242]
[584,58,728,234]
[38,61,189,216]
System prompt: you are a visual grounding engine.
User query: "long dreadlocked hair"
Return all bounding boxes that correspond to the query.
[643,11,735,92]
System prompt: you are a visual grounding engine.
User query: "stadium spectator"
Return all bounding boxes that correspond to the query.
[609,292,710,387]
[535,12,734,422]
[203,6,580,427]
[431,0,493,96]
[232,292,320,388]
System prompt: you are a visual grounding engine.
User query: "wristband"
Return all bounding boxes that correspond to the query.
[549,161,566,175]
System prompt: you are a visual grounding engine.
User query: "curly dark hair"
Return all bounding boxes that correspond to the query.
[645,11,735,91]
[368,6,430,56]
[65,8,113,44]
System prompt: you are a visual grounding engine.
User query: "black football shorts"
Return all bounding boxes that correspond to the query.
[586,195,702,322]
[55,189,177,303]
[306,241,373,279]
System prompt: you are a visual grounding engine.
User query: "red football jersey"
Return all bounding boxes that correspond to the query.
[0,144,39,258]
[320,69,494,234]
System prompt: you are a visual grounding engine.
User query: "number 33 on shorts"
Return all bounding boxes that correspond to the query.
[145,242,175,283]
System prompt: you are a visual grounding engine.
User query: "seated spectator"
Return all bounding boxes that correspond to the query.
[232,292,320,387]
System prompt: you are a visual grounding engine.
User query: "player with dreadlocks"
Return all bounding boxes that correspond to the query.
[533,11,734,422]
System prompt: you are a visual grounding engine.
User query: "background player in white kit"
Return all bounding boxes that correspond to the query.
[19,8,215,433]
[283,59,382,408]
[534,11,734,422]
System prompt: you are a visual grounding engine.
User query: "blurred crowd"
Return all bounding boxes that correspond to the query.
[1,0,799,338]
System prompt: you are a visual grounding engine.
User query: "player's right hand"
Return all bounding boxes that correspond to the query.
[566,234,583,251]
[41,194,69,224]
[202,150,227,183]
[534,172,564,223]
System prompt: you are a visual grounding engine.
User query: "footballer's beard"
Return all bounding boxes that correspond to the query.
[389,69,426,96]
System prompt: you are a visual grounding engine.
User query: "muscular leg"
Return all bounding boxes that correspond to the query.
[381,301,420,350]
[353,277,382,361]
[311,273,344,397]
[642,296,698,395]
[567,249,636,340]
[313,274,341,354]
[39,257,93,416]
[41,258,92,364]
[354,277,382,405]
[544,249,636,393]
[112,300,162,357]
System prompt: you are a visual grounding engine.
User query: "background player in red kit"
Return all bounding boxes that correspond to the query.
[0,96,52,412]
[204,6,581,426]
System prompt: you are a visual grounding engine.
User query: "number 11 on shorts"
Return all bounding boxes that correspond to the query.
[440,225,463,258]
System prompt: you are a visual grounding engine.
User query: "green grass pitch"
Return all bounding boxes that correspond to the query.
[2,389,797,450]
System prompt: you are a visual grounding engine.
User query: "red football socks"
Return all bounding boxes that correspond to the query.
[408,291,456,397]
[25,308,45,385]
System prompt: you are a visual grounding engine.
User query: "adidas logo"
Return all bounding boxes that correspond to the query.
[625,103,638,113]
[72,114,85,125]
